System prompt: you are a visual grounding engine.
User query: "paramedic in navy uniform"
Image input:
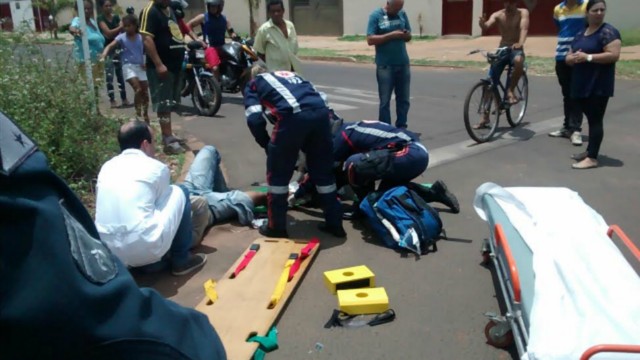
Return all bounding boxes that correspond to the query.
[244,64,345,238]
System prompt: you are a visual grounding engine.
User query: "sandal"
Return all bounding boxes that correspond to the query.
[473,122,491,130]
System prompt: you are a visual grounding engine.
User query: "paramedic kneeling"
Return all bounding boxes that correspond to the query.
[95,120,207,276]
[336,120,427,194]
[244,64,345,238]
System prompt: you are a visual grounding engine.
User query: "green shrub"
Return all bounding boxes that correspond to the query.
[0,33,122,198]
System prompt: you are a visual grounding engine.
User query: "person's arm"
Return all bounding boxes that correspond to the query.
[139,6,167,77]
[244,81,270,151]
[69,17,81,37]
[401,11,412,42]
[366,12,403,46]
[253,26,266,61]
[513,9,529,49]
[572,38,622,64]
[226,18,239,40]
[289,22,299,55]
[479,11,498,31]
[178,17,201,44]
[99,17,123,38]
[100,39,119,60]
[186,14,204,34]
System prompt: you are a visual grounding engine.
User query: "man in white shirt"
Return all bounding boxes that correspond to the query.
[95,120,207,276]
[253,0,301,73]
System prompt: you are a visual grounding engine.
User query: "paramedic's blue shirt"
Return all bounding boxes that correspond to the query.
[333,120,421,162]
[244,71,326,149]
[366,8,411,66]
[553,0,587,61]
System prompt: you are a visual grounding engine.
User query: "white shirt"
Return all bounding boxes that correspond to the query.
[95,149,186,267]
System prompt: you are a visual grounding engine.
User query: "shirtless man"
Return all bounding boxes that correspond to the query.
[479,0,529,105]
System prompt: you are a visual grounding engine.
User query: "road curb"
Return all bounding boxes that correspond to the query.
[300,55,357,63]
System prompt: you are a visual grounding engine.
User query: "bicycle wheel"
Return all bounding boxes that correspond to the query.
[464,81,500,143]
[506,73,528,127]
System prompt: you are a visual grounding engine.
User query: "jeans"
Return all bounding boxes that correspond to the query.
[376,64,411,128]
[556,61,583,132]
[181,146,254,225]
[105,55,127,102]
[578,96,609,159]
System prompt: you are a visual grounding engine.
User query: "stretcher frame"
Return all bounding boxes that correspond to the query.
[479,194,640,359]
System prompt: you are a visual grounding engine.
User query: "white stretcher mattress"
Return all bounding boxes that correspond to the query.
[474,183,640,360]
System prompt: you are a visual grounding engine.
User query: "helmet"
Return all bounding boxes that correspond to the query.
[170,0,188,19]
[206,0,223,9]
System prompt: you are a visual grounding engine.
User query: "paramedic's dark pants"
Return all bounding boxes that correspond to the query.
[556,61,583,132]
[267,108,342,231]
[345,142,429,191]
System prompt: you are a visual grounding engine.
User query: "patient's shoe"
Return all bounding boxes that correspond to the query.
[430,180,460,214]
[259,224,289,238]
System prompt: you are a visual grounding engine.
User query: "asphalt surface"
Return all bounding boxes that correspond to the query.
[153,61,640,359]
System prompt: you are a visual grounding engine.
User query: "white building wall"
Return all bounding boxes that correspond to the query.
[606,0,640,30]
[10,0,35,31]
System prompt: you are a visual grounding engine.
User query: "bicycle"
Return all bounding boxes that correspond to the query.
[463,47,529,143]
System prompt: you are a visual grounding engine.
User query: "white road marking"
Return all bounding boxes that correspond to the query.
[326,94,379,105]
[428,116,563,169]
[330,103,359,111]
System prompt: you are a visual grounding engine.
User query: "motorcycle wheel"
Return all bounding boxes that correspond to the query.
[192,76,222,117]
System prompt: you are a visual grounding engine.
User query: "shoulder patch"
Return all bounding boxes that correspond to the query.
[0,112,37,176]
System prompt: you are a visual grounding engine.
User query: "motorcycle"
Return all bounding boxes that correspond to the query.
[217,37,260,95]
[181,40,222,116]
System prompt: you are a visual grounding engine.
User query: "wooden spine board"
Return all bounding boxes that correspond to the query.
[195,238,319,360]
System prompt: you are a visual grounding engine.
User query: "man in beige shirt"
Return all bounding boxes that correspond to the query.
[253,0,301,73]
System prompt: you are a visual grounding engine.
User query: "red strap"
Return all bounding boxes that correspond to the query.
[232,250,257,278]
[288,239,319,281]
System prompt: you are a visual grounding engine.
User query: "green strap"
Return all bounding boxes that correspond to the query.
[248,326,279,360]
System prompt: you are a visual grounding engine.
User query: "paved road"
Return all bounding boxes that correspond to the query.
[140,61,640,359]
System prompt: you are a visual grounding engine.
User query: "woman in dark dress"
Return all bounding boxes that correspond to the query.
[566,0,621,169]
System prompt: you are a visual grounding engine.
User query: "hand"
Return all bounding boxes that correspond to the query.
[156,63,168,79]
[566,52,579,66]
[512,43,522,50]
[72,29,82,37]
[99,53,106,62]
[478,14,487,28]
[573,50,589,63]
[141,63,146,71]
[198,40,207,48]
[390,29,405,39]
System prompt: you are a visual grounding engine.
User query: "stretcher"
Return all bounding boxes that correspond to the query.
[473,183,640,360]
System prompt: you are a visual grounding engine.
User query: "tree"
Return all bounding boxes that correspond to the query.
[32,0,74,39]
[247,0,260,37]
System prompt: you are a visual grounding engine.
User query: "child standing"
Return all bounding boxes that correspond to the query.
[101,15,150,123]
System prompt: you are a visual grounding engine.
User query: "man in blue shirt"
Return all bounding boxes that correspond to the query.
[549,0,587,145]
[244,65,345,239]
[366,0,412,129]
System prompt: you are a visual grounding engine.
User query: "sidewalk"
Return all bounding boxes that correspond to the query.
[298,35,640,61]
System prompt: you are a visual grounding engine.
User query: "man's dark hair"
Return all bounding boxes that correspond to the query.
[118,120,152,151]
[587,0,606,12]
[266,0,284,12]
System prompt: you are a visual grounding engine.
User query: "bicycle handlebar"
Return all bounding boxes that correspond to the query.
[468,47,511,58]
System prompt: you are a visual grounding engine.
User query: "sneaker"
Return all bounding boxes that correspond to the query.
[163,141,185,155]
[259,224,289,238]
[549,128,571,138]
[318,223,347,238]
[164,135,187,145]
[430,180,461,214]
[171,253,207,276]
[570,131,583,146]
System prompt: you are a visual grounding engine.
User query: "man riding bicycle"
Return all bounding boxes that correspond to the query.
[478,0,529,123]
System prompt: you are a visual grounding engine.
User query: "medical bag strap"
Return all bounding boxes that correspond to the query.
[390,195,437,252]
[405,190,444,232]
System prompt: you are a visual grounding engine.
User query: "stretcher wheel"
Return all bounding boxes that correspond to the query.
[481,251,491,265]
[484,320,514,348]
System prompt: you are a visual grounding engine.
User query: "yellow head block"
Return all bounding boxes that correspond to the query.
[337,287,389,315]
[323,265,375,295]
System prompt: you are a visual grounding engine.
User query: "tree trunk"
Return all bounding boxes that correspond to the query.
[248,5,257,37]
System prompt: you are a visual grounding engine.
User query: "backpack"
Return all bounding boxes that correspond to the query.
[359,185,443,254]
